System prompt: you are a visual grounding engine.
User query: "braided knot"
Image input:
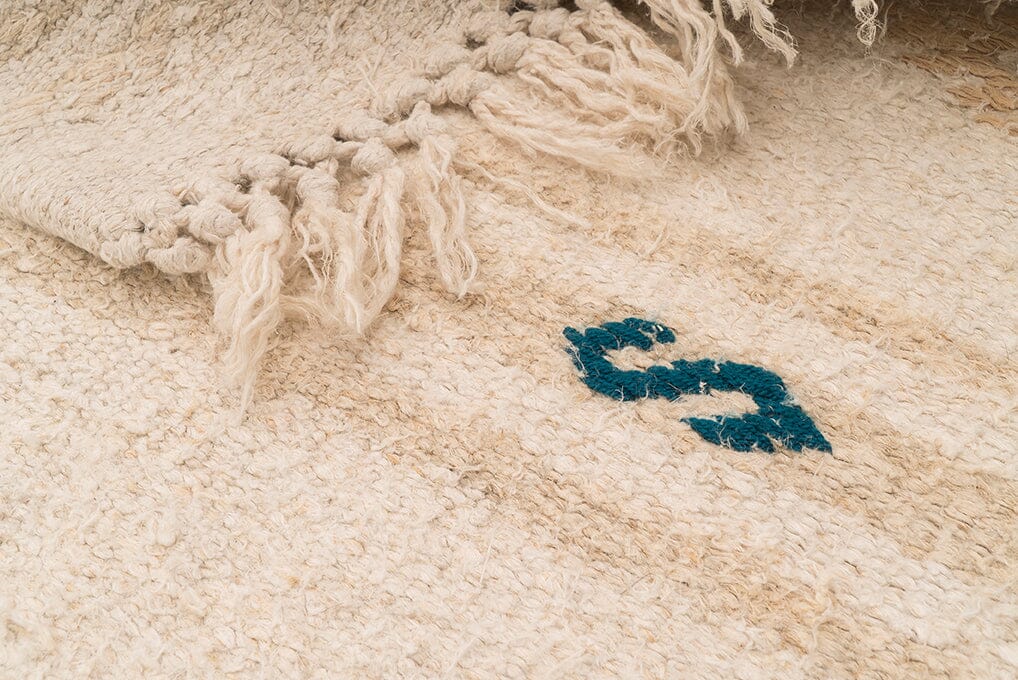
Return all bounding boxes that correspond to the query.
[423,44,472,79]
[351,138,397,176]
[480,32,530,74]
[403,102,447,145]
[147,237,212,275]
[433,66,495,107]
[334,109,389,141]
[374,78,433,121]
[526,7,571,40]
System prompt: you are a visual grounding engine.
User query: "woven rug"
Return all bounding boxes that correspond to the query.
[1,0,880,403]
[2,0,1017,677]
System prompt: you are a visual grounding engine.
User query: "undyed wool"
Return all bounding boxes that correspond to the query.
[2,0,1017,677]
[0,0,879,401]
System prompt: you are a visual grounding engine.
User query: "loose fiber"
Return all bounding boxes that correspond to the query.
[0,0,883,394]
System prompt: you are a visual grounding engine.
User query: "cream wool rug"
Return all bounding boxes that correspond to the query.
[0,0,881,403]
[2,0,1018,678]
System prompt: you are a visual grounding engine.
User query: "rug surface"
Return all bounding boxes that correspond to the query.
[2,0,1017,678]
[0,0,877,400]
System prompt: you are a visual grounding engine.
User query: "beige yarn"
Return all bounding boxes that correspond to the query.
[0,0,880,401]
[1,1,1017,677]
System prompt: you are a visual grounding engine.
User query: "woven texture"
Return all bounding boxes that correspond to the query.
[2,0,1017,677]
[1,0,881,400]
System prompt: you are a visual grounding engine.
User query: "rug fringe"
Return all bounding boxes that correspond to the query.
[413,1,748,168]
[158,104,477,407]
[413,123,478,298]
[208,159,291,409]
[145,0,882,405]
[383,0,801,169]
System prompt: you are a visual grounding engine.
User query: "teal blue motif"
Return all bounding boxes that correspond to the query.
[563,318,832,453]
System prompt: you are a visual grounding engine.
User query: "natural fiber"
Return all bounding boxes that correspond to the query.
[2,0,1017,676]
[0,0,881,403]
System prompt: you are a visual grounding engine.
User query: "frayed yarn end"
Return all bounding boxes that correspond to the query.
[129,0,880,407]
[167,104,477,408]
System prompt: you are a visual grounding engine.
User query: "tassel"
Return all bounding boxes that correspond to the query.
[285,166,367,331]
[406,102,478,298]
[350,140,406,323]
[204,136,409,408]
[445,1,746,165]
[210,161,292,409]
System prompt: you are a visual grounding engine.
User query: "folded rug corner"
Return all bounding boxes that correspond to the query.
[0,0,881,403]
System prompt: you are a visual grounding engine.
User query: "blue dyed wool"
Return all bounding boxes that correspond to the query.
[563,318,832,453]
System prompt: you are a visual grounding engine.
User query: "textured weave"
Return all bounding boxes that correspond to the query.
[2,0,1017,677]
[0,0,876,400]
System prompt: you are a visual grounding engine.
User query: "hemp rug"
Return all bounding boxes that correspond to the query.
[1,0,1016,677]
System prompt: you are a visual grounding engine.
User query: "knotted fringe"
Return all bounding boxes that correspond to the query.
[370,0,802,177]
[412,127,477,298]
[145,0,880,405]
[210,173,290,408]
[159,103,477,408]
